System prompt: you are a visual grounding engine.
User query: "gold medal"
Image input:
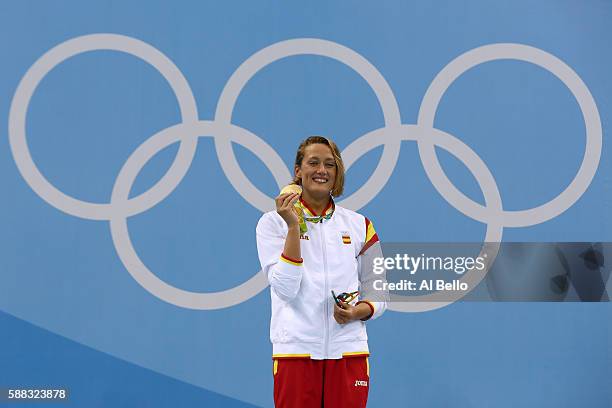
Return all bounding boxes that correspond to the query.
[280,184,307,234]
[279,184,302,196]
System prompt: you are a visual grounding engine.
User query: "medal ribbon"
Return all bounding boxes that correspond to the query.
[293,198,335,233]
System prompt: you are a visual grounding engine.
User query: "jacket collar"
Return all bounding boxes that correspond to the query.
[299,196,335,222]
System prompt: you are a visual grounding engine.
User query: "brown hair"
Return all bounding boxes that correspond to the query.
[292,136,345,197]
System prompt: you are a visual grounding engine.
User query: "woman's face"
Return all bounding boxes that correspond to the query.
[295,143,337,199]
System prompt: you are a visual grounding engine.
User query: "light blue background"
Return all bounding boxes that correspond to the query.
[1,1,610,406]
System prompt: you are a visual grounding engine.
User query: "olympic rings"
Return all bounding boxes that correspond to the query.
[418,43,602,227]
[8,34,602,312]
[9,34,199,220]
[109,121,287,309]
[215,38,402,212]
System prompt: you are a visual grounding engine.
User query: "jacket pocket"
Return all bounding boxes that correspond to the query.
[331,319,368,342]
[273,301,323,344]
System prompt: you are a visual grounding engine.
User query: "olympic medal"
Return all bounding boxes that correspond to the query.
[280,184,302,196]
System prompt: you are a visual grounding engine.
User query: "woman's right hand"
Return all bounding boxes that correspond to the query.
[276,193,300,228]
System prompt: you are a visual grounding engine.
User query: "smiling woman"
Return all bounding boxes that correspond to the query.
[256,136,388,408]
[292,137,345,199]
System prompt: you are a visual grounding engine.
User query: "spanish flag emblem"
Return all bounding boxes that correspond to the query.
[341,232,352,244]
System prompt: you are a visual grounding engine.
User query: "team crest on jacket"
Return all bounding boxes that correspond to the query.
[341,231,351,244]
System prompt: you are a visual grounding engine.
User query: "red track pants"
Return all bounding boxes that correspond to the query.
[272,356,369,408]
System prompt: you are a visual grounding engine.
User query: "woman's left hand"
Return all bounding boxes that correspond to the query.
[333,301,357,324]
[334,301,373,324]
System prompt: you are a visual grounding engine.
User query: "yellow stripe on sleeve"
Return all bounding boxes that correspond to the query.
[280,254,303,266]
[365,220,377,243]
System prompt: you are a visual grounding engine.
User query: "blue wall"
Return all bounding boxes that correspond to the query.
[1,1,610,406]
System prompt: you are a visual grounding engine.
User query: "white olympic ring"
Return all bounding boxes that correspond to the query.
[8,34,602,312]
[8,34,200,220]
[417,43,602,227]
[214,38,402,212]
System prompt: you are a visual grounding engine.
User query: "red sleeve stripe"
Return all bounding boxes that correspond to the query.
[280,253,303,266]
[358,233,379,256]
[359,217,380,256]
[356,300,375,321]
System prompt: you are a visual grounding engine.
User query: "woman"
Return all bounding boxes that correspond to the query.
[256,136,387,407]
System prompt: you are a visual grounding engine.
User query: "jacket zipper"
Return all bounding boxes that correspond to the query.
[320,221,329,359]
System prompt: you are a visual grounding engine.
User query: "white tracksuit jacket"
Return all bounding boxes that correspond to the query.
[256,201,387,360]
